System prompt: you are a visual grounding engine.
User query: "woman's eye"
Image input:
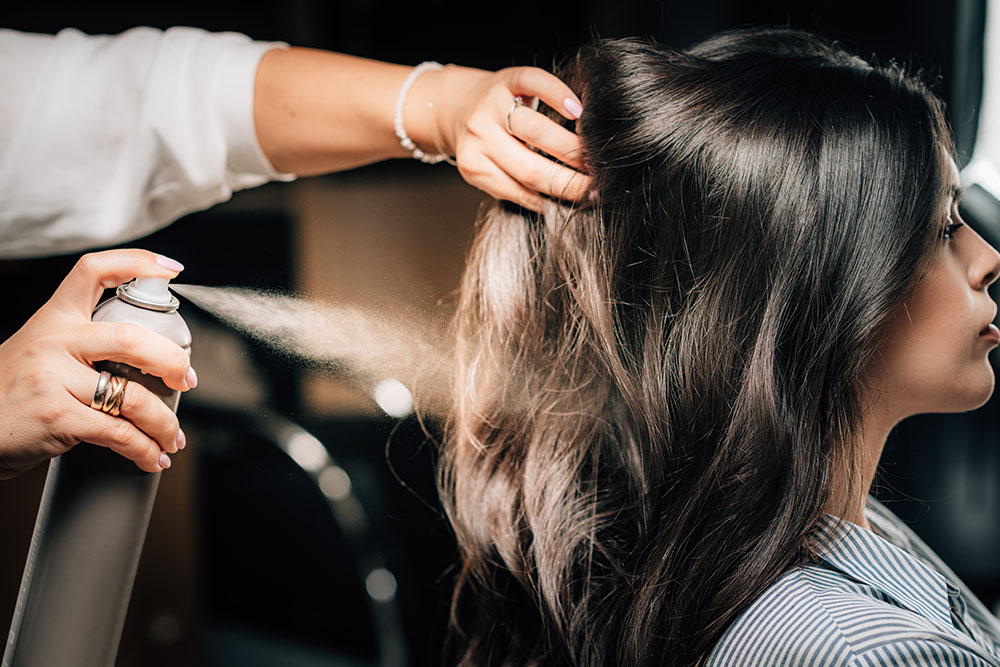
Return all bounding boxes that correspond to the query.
[942,221,965,240]
[942,203,965,240]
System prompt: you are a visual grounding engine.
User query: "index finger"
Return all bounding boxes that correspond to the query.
[71,321,193,392]
[49,249,184,317]
[505,67,584,121]
[509,106,589,172]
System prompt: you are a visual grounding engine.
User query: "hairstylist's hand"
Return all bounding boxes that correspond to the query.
[431,65,591,212]
[0,249,194,479]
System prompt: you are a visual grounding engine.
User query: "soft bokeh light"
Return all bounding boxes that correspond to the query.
[365,568,398,603]
[373,378,413,417]
[318,465,352,501]
[286,431,328,474]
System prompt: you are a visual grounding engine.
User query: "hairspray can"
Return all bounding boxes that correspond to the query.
[3,277,191,667]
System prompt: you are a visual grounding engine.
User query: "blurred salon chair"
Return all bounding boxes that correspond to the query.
[180,401,408,667]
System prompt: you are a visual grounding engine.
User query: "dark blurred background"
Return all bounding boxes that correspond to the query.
[1,1,997,666]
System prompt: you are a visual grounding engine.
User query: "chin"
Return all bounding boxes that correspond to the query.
[974,373,996,409]
[953,364,995,412]
[913,365,996,415]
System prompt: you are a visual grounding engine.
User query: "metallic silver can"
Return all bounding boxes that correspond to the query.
[3,278,191,667]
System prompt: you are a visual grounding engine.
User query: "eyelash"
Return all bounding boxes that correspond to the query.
[942,204,964,240]
[942,221,965,240]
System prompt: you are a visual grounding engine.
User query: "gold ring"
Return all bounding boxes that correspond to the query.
[102,375,128,417]
[506,96,525,134]
[90,371,112,410]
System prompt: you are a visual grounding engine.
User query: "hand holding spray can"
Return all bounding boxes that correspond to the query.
[3,277,191,667]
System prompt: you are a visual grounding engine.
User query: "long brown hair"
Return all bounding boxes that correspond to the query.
[439,28,952,666]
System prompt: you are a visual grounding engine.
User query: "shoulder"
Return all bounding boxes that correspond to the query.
[845,636,999,666]
[706,565,997,666]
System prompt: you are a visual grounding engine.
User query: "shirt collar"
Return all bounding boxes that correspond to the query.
[812,512,955,630]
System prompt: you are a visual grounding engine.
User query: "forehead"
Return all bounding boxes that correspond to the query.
[944,155,960,189]
[940,153,961,207]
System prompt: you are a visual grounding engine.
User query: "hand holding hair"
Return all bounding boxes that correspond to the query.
[423,64,591,211]
[253,48,591,212]
[0,249,193,478]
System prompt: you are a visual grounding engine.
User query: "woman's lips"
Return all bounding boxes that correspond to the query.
[980,322,1000,344]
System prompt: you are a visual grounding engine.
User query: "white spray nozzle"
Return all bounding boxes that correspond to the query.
[127,276,173,305]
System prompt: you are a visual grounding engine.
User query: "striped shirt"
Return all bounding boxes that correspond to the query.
[707,497,1000,666]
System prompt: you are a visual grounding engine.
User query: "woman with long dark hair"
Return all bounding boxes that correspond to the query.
[440,28,1000,666]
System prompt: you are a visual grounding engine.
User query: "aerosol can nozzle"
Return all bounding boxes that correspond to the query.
[130,277,171,303]
[116,277,179,311]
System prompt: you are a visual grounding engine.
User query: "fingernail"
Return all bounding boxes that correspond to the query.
[563,97,583,119]
[159,452,172,470]
[186,367,198,389]
[176,428,186,450]
[589,189,599,202]
[156,254,185,272]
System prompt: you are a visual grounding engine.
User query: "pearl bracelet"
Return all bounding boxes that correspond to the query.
[393,61,452,164]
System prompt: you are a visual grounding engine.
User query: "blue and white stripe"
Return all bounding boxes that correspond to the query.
[706,498,1000,665]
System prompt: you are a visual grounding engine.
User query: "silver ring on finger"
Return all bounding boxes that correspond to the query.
[506,96,525,134]
[90,370,112,410]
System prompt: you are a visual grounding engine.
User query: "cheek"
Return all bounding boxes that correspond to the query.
[878,334,995,416]
[873,270,994,414]
[885,327,989,408]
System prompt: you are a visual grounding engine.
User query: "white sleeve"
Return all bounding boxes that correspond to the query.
[0,26,296,259]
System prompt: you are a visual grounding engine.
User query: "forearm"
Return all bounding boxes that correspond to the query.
[254,47,472,175]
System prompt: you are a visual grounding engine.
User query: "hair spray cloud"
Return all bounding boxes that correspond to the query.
[170,284,453,415]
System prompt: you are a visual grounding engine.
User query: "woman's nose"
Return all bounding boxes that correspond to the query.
[971,231,1000,290]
